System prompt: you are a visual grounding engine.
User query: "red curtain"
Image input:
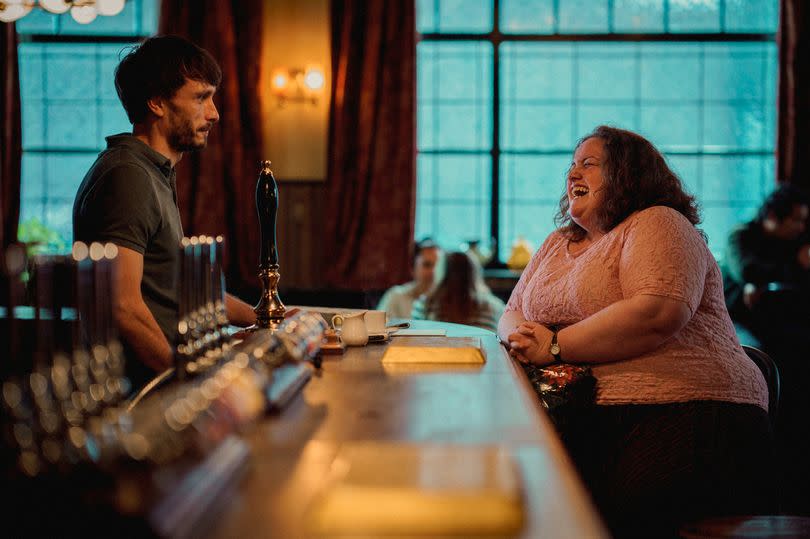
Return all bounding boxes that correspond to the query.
[1,22,22,248]
[777,0,810,188]
[324,0,416,289]
[159,1,264,295]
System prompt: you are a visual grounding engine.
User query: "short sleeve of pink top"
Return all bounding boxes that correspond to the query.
[505,206,768,411]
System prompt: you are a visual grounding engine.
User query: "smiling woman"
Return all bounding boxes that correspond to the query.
[498,125,773,537]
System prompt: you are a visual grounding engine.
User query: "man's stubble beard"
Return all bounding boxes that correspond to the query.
[167,114,209,153]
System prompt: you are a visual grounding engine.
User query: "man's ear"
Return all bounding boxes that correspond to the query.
[146,96,166,118]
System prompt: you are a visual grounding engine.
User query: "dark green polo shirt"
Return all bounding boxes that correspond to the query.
[73,134,183,385]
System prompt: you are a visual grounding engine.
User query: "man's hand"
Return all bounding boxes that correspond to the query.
[506,321,555,365]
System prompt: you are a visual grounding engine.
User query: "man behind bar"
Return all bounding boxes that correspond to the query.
[73,35,257,391]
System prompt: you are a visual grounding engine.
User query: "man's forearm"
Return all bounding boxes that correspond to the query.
[225,293,257,327]
[115,301,173,372]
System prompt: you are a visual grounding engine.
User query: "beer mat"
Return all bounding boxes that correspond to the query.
[381,336,485,364]
[306,442,524,536]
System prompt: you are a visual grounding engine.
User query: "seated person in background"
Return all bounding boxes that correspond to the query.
[412,251,504,331]
[722,185,810,516]
[376,238,441,319]
[499,125,772,537]
[721,184,810,350]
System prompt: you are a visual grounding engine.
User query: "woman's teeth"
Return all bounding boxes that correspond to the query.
[571,185,589,198]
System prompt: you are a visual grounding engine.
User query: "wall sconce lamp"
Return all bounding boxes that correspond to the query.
[270,66,325,107]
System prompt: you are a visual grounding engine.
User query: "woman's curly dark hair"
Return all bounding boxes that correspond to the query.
[555,125,702,242]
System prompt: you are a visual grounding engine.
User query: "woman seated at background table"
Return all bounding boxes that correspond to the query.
[498,125,771,537]
[412,251,504,331]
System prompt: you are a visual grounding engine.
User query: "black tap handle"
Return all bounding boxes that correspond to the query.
[256,160,279,269]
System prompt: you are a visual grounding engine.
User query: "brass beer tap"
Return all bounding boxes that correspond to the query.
[252,160,286,328]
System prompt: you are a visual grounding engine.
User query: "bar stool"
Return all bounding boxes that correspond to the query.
[679,346,810,539]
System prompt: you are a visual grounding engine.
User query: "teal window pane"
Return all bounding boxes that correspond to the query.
[704,43,768,101]
[18,45,44,100]
[46,153,98,200]
[416,0,438,32]
[666,155,701,199]
[44,45,99,100]
[500,43,574,150]
[416,0,493,33]
[57,0,156,35]
[500,0,555,34]
[577,43,637,100]
[577,104,638,135]
[702,156,770,205]
[101,103,131,138]
[415,156,492,252]
[417,42,493,151]
[44,201,74,247]
[703,104,768,151]
[499,154,567,260]
[559,0,609,33]
[13,8,58,33]
[20,154,46,202]
[725,0,778,33]
[669,0,720,33]
[703,205,760,259]
[500,43,574,101]
[21,103,45,149]
[503,103,576,151]
[640,104,701,151]
[613,0,664,32]
[640,44,702,101]
[46,103,99,149]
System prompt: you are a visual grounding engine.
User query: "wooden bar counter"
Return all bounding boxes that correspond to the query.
[207,320,608,538]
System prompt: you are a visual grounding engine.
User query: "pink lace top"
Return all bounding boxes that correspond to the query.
[506,206,768,411]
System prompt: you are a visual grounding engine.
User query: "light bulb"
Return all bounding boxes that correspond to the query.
[303,68,324,91]
[96,0,125,16]
[70,4,97,23]
[39,0,70,14]
[272,71,289,89]
[0,2,32,22]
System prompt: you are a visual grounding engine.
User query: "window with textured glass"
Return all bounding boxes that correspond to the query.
[416,0,778,263]
[16,0,158,252]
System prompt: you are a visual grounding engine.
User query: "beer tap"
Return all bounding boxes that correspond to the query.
[251,160,285,329]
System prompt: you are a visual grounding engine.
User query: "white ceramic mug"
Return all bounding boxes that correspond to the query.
[364,310,387,334]
[331,312,368,346]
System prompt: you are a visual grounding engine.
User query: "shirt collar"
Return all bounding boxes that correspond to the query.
[105,133,174,178]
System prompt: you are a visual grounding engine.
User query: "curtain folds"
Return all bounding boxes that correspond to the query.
[1,22,22,248]
[777,0,810,188]
[159,1,264,294]
[324,0,417,289]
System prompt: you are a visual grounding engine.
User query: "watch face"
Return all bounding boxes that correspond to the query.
[550,343,561,355]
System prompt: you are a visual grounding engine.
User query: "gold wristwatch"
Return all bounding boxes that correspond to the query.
[549,330,562,363]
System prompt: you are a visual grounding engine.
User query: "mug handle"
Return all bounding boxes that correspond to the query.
[331,314,344,329]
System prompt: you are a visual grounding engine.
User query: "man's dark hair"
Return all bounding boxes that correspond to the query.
[757,184,810,223]
[114,35,222,124]
[556,125,702,242]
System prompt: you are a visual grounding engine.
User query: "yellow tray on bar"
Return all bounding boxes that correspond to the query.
[306,442,524,536]
[381,336,485,364]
